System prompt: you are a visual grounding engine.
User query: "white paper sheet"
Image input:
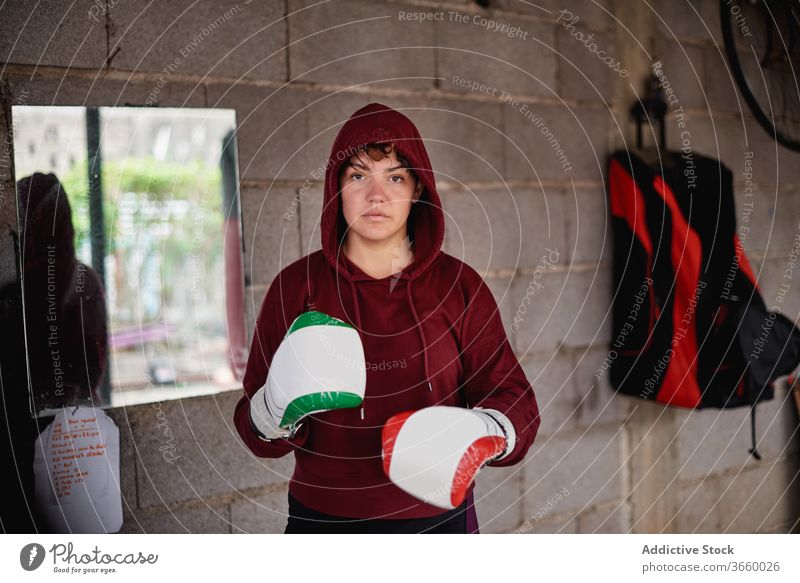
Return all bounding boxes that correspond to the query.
[33,406,123,533]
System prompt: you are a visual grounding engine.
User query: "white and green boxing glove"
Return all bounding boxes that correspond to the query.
[249,311,366,440]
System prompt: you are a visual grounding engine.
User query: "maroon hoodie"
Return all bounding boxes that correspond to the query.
[234,102,540,519]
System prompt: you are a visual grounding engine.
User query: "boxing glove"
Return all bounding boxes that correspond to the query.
[381,406,516,509]
[249,311,366,439]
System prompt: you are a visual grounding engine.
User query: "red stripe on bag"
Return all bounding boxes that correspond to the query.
[652,175,702,408]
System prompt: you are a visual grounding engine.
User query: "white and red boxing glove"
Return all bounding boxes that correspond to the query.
[381,406,516,510]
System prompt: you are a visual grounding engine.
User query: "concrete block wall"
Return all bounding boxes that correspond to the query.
[1,0,798,533]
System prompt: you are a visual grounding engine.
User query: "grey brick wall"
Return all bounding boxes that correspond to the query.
[1,0,798,534]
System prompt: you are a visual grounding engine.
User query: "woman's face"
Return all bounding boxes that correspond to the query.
[339,148,422,246]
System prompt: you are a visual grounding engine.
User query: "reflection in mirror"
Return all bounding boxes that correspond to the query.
[12,106,245,415]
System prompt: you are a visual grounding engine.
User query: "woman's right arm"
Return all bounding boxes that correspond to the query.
[233,270,310,457]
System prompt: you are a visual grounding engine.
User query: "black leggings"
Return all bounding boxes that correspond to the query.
[284,492,469,534]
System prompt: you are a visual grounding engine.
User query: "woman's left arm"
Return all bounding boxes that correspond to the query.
[458,275,541,467]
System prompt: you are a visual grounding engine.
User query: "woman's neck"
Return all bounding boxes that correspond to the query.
[342,233,414,279]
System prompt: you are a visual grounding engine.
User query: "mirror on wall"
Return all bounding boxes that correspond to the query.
[12,106,246,415]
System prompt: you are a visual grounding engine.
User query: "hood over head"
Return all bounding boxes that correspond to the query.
[17,172,77,290]
[16,173,107,407]
[315,103,447,403]
[320,102,445,282]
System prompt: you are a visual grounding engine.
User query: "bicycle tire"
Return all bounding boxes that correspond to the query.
[721,0,800,151]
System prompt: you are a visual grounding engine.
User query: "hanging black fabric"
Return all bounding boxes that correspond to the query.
[607,149,800,456]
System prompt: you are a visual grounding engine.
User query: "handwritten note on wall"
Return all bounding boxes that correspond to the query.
[34,406,122,533]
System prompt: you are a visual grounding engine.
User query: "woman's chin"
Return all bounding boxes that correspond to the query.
[352,227,399,244]
[354,221,395,236]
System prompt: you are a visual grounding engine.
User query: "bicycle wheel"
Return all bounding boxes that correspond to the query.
[721,0,800,151]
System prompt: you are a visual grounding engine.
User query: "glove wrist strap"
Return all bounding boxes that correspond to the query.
[249,384,295,441]
[474,408,516,461]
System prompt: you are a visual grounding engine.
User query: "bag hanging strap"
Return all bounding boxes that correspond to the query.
[748,403,762,460]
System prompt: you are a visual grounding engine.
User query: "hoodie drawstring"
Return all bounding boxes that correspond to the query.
[306,275,316,311]
[347,279,366,420]
[406,278,433,393]
[342,273,433,422]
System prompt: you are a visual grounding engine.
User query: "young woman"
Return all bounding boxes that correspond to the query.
[234,102,540,533]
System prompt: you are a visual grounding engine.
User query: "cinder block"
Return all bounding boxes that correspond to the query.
[105,408,138,512]
[733,116,783,185]
[573,345,630,429]
[120,503,231,533]
[521,352,580,438]
[759,521,796,533]
[522,425,625,517]
[497,0,612,29]
[759,256,800,323]
[556,23,617,103]
[510,270,585,353]
[674,406,758,482]
[562,267,612,348]
[206,83,311,182]
[408,96,506,184]
[440,187,565,272]
[577,500,631,533]
[6,75,206,108]
[241,184,303,287]
[504,104,609,182]
[674,388,797,472]
[733,189,798,256]
[230,489,289,534]
[513,511,577,534]
[747,388,800,462]
[133,392,295,509]
[703,46,741,113]
[428,0,472,6]
[626,399,681,533]
[564,187,611,265]
[0,0,107,69]
[288,0,435,90]
[671,477,723,533]
[652,37,706,110]
[108,1,285,81]
[700,0,725,46]
[553,106,610,182]
[298,184,323,258]
[438,11,556,98]
[718,458,800,533]
[653,0,719,43]
[509,271,566,354]
[473,464,524,534]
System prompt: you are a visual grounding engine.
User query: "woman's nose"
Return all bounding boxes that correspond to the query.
[367,178,387,202]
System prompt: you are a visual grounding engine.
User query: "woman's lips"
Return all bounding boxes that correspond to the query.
[363,212,388,220]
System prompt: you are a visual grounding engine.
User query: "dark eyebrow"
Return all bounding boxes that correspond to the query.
[348,161,406,172]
